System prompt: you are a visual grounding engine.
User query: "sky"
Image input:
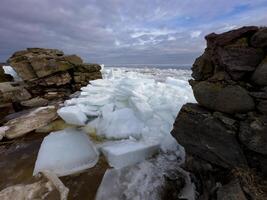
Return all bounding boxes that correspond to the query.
[0,0,267,65]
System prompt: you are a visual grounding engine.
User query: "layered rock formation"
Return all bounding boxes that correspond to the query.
[171,26,267,199]
[0,48,102,139]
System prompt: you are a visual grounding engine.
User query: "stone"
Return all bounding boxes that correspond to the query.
[217,179,247,200]
[0,171,69,200]
[205,26,258,47]
[257,100,267,114]
[63,55,83,65]
[7,60,37,81]
[20,97,49,107]
[251,56,267,86]
[43,72,72,86]
[0,82,31,103]
[193,81,255,114]
[30,57,73,78]
[239,120,267,155]
[171,103,247,168]
[216,46,264,80]
[3,106,58,139]
[0,103,14,120]
[251,27,267,48]
[191,51,214,81]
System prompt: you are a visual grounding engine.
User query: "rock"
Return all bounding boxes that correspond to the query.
[239,120,267,155]
[0,171,69,200]
[205,26,258,47]
[251,56,267,86]
[191,51,214,81]
[0,65,12,82]
[20,97,49,108]
[0,103,14,120]
[29,57,73,78]
[3,106,58,139]
[42,72,72,86]
[216,46,264,80]
[217,179,247,200]
[0,82,31,103]
[6,60,37,80]
[171,103,247,168]
[193,81,255,114]
[63,55,83,65]
[257,100,267,114]
[251,27,267,48]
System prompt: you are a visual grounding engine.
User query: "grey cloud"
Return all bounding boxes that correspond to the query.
[0,0,266,65]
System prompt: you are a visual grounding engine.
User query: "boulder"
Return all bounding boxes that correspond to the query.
[0,82,31,103]
[217,179,247,200]
[191,51,214,81]
[251,56,267,86]
[251,27,267,48]
[171,103,247,168]
[257,100,267,114]
[205,26,258,47]
[193,81,255,114]
[216,46,264,80]
[20,97,49,108]
[2,106,58,139]
[239,119,267,155]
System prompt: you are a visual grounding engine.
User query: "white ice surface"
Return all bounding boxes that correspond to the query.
[57,67,195,169]
[95,153,195,200]
[2,65,22,81]
[33,128,99,177]
[57,105,88,126]
[101,140,159,169]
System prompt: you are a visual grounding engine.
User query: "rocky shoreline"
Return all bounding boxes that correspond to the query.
[0,26,267,200]
[171,26,267,199]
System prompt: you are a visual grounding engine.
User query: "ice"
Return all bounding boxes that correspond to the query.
[58,67,195,168]
[101,140,159,168]
[2,65,22,81]
[33,128,99,177]
[89,108,144,139]
[95,153,195,200]
[57,105,88,125]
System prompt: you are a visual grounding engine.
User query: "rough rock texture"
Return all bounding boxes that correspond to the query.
[171,103,247,169]
[7,48,102,100]
[0,48,102,126]
[172,26,267,199]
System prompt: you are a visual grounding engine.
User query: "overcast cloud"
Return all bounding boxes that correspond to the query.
[0,0,267,65]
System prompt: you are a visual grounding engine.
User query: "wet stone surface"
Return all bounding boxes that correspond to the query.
[0,132,109,200]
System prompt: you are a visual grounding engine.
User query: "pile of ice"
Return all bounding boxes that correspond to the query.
[35,67,195,175]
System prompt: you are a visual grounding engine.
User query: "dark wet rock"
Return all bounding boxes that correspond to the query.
[193,81,255,114]
[251,27,267,48]
[239,120,267,155]
[192,52,214,81]
[217,179,247,200]
[257,100,267,114]
[251,56,267,86]
[171,103,247,169]
[205,26,258,47]
[216,46,264,80]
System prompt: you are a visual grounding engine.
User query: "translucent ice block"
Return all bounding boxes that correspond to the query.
[33,128,99,177]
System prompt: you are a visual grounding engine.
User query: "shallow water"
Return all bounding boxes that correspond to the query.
[0,132,109,200]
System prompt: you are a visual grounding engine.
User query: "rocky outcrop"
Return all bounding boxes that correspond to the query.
[7,48,102,100]
[0,48,103,139]
[171,26,267,199]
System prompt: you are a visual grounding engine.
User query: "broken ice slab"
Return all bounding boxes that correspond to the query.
[96,153,195,200]
[101,140,159,169]
[57,105,88,125]
[33,128,99,177]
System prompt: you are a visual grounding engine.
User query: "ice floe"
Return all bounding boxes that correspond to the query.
[35,67,194,179]
[33,128,99,177]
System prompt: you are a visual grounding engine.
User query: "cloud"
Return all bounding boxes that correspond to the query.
[0,0,266,65]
